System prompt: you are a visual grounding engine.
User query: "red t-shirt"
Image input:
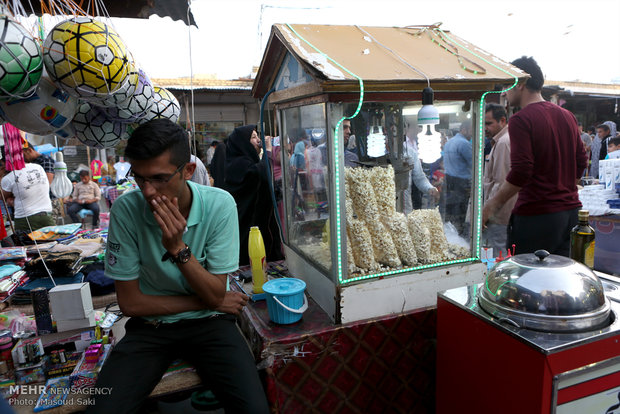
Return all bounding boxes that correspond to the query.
[506,101,587,215]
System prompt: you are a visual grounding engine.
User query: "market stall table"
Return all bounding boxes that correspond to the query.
[232,274,437,413]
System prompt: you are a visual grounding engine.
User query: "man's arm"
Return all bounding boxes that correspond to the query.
[115,279,205,317]
[482,181,521,227]
[151,195,228,309]
[115,280,248,317]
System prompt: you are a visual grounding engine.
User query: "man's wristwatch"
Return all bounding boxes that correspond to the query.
[164,244,191,264]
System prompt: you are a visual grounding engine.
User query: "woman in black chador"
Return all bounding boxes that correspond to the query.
[224,125,284,266]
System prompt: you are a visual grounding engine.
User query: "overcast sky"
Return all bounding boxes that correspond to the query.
[22,0,620,84]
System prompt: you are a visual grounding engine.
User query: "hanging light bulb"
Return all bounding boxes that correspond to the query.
[417,86,441,163]
[417,124,442,163]
[50,151,73,198]
[367,125,386,158]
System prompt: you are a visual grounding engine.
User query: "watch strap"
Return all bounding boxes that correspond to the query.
[162,244,191,264]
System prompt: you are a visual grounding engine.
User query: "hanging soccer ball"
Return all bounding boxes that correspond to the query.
[43,17,130,104]
[72,102,128,148]
[140,86,180,124]
[99,61,138,108]
[0,16,43,100]
[0,76,78,135]
[101,68,154,123]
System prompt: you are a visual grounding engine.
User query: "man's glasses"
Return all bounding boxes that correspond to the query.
[126,164,186,188]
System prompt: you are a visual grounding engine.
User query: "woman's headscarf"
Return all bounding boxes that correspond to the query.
[290,141,306,169]
[225,125,259,190]
[604,121,617,138]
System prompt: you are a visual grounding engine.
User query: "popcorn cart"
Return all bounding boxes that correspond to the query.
[253,24,526,324]
[245,24,527,412]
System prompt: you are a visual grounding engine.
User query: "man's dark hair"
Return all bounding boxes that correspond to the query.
[607,137,620,147]
[210,141,218,147]
[597,124,611,134]
[125,119,190,167]
[485,103,507,123]
[511,56,544,91]
[79,170,90,177]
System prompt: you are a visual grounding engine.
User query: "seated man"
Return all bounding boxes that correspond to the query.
[87,119,268,414]
[66,170,101,227]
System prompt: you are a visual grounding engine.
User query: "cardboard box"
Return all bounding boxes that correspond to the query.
[50,283,93,321]
[55,311,95,332]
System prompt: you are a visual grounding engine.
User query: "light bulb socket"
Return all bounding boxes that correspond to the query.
[418,87,440,125]
[422,87,434,105]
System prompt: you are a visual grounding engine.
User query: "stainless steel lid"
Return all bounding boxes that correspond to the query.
[478,250,611,332]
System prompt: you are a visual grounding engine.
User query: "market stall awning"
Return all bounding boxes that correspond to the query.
[253,24,527,97]
[10,0,196,26]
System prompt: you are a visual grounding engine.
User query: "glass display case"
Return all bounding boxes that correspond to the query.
[253,23,525,323]
[281,100,475,280]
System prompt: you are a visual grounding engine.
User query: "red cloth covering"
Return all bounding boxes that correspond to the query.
[3,123,25,172]
[0,214,6,241]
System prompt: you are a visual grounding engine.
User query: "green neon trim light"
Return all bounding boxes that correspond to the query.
[284,24,365,285]
[435,28,518,265]
[344,258,478,284]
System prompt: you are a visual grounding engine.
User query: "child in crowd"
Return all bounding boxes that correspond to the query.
[606,137,620,159]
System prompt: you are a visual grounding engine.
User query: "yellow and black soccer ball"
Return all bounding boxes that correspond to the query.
[43,17,130,104]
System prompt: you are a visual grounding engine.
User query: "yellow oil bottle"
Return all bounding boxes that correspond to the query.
[249,226,267,294]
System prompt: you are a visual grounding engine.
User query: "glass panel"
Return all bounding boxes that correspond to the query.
[281,103,331,274]
[331,101,475,281]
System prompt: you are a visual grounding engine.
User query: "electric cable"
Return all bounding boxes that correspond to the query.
[355,25,430,87]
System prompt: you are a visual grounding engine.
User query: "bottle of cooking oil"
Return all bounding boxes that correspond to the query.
[569,210,595,268]
[249,226,267,294]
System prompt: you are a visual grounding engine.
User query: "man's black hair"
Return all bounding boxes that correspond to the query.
[511,56,544,92]
[79,170,90,177]
[597,124,611,134]
[485,103,507,123]
[608,137,620,147]
[211,141,219,147]
[125,119,190,167]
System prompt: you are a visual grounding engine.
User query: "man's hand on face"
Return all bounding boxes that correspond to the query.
[214,291,249,315]
[151,195,187,255]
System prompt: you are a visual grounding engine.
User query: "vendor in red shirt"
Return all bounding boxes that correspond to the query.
[482,56,587,256]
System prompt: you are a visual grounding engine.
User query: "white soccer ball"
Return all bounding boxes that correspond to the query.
[72,102,128,148]
[140,86,180,124]
[101,68,154,123]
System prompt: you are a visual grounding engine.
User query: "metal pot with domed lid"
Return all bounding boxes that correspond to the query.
[478,250,611,333]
